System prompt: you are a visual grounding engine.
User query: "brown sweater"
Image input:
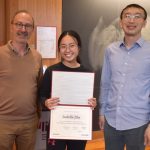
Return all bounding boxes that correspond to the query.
[0,41,43,121]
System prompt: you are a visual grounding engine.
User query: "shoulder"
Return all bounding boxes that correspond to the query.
[0,44,10,56]
[105,41,121,54]
[79,65,92,72]
[143,40,150,47]
[0,44,7,49]
[46,62,62,71]
[30,48,41,57]
[30,48,42,62]
[107,41,121,49]
[0,44,8,51]
[43,62,62,77]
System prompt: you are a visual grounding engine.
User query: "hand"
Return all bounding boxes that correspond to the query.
[44,97,60,110]
[144,124,150,146]
[99,115,105,130]
[88,98,97,110]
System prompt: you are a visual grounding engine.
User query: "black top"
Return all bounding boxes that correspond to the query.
[40,62,90,105]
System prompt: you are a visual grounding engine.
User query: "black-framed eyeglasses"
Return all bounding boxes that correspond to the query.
[13,22,33,30]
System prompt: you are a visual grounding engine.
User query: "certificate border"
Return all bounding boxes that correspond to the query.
[49,105,93,140]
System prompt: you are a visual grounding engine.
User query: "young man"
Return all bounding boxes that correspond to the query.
[99,4,150,150]
[0,10,43,150]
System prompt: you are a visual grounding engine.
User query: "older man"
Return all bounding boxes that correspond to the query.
[0,10,43,150]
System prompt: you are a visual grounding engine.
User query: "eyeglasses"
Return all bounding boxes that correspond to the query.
[59,43,78,51]
[13,22,33,30]
[123,14,144,20]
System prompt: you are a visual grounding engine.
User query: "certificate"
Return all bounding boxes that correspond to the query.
[49,105,92,140]
[51,71,95,105]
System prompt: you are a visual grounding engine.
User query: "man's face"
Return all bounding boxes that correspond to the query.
[11,12,34,44]
[120,7,147,38]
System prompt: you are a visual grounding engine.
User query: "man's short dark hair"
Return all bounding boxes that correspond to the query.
[120,4,147,20]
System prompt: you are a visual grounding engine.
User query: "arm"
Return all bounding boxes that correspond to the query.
[99,48,111,129]
[88,98,97,110]
[37,59,43,89]
[40,67,60,110]
[44,97,60,110]
[99,115,105,130]
[36,59,43,117]
[39,68,52,109]
[144,124,150,146]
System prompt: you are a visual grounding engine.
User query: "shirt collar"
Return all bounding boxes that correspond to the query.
[7,40,30,56]
[119,37,145,48]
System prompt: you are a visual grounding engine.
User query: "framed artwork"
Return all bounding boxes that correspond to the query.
[36,26,57,58]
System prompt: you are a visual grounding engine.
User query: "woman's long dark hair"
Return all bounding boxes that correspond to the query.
[58,30,82,63]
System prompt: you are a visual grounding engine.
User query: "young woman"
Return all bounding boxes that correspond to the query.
[40,30,96,150]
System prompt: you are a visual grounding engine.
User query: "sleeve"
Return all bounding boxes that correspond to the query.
[36,58,44,117]
[37,59,43,93]
[99,47,111,116]
[39,68,52,106]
